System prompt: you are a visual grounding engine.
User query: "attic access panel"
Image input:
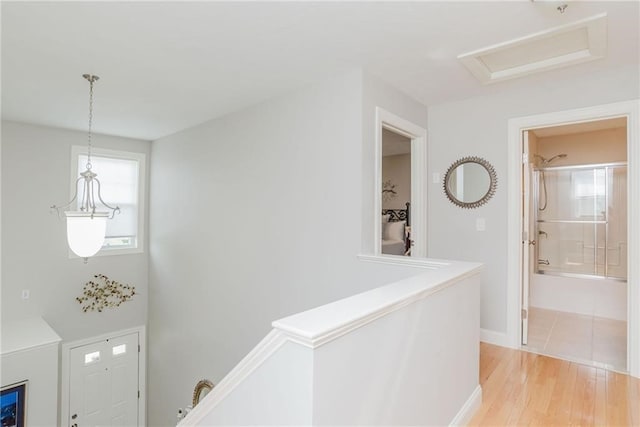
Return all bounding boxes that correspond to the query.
[458,13,607,84]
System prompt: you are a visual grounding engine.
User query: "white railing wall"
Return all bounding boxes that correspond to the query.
[180,260,483,426]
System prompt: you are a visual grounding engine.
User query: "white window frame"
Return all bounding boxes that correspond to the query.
[69,146,146,257]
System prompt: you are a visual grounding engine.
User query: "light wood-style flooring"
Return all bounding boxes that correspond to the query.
[469,343,640,426]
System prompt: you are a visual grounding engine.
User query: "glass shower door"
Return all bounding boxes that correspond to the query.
[535,164,627,280]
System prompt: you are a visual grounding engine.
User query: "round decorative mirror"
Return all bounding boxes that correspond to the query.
[192,379,214,407]
[443,156,497,209]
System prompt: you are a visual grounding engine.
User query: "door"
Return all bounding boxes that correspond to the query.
[68,332,139,426]
[521,130,533,345]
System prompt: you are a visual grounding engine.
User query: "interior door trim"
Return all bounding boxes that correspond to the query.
[60,325,146,426]
[506,100,640,378]
[374,107,428,258]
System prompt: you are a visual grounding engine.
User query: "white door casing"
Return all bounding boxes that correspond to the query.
[374,107,427,258]
[507,100,640,378]
[521,131,531,345]
[62,326,146,427]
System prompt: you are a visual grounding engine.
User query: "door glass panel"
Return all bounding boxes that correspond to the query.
[535,165,626,280]
[537,168,605,221]
[84,351,100,365]
[607,166,627,279]
[112,344,127,356]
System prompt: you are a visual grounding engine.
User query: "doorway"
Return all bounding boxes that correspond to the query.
[381,128,412,256]
[61,327,146,426]
[375,107,427,258]
[506,100,640,378]
[522,118,628,371]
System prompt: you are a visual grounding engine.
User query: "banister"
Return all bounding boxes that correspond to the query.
[273,261,482,348]
[180,259,483,426]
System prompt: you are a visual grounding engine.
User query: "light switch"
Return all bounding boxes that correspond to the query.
[432,172,440,184]
[21,289,30,299]
[476,218,486,231]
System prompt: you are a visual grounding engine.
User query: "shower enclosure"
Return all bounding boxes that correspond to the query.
[534,162,627,280]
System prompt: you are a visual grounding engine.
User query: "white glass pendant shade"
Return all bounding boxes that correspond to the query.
[65,212,108,258]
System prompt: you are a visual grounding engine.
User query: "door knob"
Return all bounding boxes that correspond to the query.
[528,240,536,246]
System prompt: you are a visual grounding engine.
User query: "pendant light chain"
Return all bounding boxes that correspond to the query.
[84,74,99,170]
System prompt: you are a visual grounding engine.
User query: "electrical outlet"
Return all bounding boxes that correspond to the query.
[21,289,30,299]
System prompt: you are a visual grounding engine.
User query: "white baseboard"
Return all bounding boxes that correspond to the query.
[449,385,482,426]
[480,328,512,348]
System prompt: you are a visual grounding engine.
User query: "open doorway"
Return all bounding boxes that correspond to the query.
[507,100,639,378]
[522,118,628,371]
[381,128,412,256]
[374,107,427,258]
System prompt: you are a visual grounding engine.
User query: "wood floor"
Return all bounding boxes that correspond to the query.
[469,343,640,426]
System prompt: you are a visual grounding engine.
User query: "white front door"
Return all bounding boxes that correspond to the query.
[68,332,139,426]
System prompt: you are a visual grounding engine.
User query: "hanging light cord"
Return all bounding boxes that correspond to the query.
[83,74,99,170]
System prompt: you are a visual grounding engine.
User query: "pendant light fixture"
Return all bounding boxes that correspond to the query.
[51,74,120,261]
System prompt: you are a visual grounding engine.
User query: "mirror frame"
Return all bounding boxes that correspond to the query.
[192,379,214,407]
[443,156,497,209]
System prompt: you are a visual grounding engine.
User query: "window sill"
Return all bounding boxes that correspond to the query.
[68,246,144,259]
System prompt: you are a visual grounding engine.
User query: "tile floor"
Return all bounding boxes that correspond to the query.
[524,307,627,372]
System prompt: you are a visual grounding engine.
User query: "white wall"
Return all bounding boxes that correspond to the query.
[427,64,640,336]
[2,345,59,426]
[0,121,150,342]
[148,70,429,426]
[184,262,481,426]
[1,318,61,427]
[311,272,480,425]
[195,340,314,425]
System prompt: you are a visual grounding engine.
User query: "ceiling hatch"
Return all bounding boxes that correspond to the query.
[458,13,607,84]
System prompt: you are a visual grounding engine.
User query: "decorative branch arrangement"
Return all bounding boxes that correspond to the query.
[382,180,398,202]
[76,274,136,312]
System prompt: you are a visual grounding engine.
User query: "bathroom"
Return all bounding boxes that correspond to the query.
[524,117,628,371]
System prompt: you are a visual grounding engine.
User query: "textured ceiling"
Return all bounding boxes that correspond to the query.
[2,1,638,140]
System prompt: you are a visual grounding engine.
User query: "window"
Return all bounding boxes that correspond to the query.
[84,351,100,364]
[572,168,605,219]
[112,344,127,356]
[71,146,146,256]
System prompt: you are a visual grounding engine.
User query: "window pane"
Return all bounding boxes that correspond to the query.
[103,236,136,250]
[85,351,100,364]
[79,155,138,204]
[77,154,139,240]
[112,344,126,356]
[572,169,605,219]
